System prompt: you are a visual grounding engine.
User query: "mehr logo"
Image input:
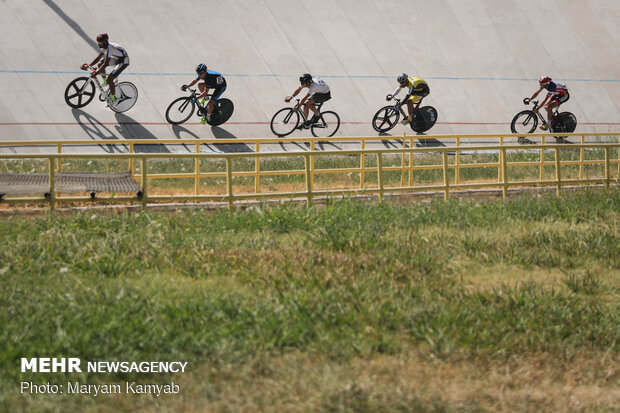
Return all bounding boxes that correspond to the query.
[21,358,82,373]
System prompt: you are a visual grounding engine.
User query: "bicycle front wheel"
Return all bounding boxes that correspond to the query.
[64,77,95,108]
[372,105,400,132]
[510,110,538,135]
[311,111,340,137]
[270,108,300,137]
[109,82,138,113]
[166,97,196,125]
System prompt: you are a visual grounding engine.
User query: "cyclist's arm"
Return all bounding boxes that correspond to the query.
[530,87,544,101]
[187,78,199,88]
[85,52,104,69]
[291,86,303,98]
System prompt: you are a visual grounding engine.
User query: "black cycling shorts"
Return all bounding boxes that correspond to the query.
[109,62,129,78]
[311,91,331,103]
[550,92,569,105]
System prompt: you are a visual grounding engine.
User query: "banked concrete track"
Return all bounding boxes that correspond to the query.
[0,0,619,153]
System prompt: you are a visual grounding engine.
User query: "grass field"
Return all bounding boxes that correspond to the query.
[1,187,619,412]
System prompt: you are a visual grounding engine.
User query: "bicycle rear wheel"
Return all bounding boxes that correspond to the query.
[166,97,196,125]
[510,110,538,135]
[551,112,577,140]
[311,111,340,137]
[372,105,400,132]
[270,107,300,137]
[64,77,95,108]
[109,82,138,113]
[410,106,438,133]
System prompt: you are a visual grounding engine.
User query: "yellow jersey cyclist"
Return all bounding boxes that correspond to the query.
[181,63,227,124]
[386,73,430,125]
[81,33,129,103]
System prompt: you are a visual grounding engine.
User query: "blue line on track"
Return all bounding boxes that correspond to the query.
[0,69,619,82]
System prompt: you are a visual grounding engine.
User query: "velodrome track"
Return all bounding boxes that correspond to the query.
[0,0,619,154]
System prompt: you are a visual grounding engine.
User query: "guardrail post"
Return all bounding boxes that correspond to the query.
[400,133,406,187]
[617,136,620,183]
[377,152,384,201]
[195,142,200,195]
[304,154,312,206]
[501,148,508,199]
[49,158,56,215]
[225,157,233,210]
[605,147,610,189]
[255,142,260,194]
[409,137,414,186]
[310,141,315,189]
[539,144,545,181]
[129,143,134,177]
[56,144,62,172]
[442,150,450,200]
[360,140,366,189]
[579,135,585,180]
[555,147,561,196]
[497,146,503,183]
[455,137,461,184]
[141,158,147,210]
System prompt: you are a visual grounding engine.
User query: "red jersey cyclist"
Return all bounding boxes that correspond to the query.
[81,33,129,102]
[525,76,569,130]
[386,73,430,125]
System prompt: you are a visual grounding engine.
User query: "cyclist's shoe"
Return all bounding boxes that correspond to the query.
[310,114,319,124]
[103,77,108,85]
[199,98,209,105]
[401,116,412,125]
[302,120,313,129]
[206,113,212,122]
[200,117,207,124]
[109,94,116,102]
[540,123,550,130]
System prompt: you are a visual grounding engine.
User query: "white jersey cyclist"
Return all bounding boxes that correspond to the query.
[285,73,332,128]
[82,33,130,102]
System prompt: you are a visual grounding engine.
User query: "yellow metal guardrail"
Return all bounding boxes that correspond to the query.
[1,134,619,213]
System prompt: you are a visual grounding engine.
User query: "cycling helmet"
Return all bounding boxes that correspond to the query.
[196,63,207,74]
[397,73,408,83]
[96,33,109,43]
[299,73,312,84]
[539,75,552,85]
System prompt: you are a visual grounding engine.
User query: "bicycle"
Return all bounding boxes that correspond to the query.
[372,96,438,133]
[165,88,234,126]
[511,98,577,142]
[64,65,138,113]
[270,98,340,137]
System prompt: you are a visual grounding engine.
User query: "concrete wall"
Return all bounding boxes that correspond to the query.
[0,0,618,149]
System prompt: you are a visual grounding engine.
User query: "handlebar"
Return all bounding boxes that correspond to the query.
[284,96,300,104]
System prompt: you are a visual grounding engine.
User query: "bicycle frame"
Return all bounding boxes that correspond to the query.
[528,100,559,125]
[286,97,325,123]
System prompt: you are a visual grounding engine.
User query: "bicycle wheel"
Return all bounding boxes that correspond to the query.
[510,110,538,135]
[208,98,234,126]
[270,107,300,137]
[311,111,340,137]
[551,112,577,140]
[166,97,196,125]
[109,82,138,113]
[410,106,438,133]
[372,105,400,132]
[64,77,95,108]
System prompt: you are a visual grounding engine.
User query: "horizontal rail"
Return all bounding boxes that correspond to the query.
[1,140,619,214]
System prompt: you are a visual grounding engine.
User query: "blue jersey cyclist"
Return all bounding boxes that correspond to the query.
[181,63,227,124]
[526,75,569,130]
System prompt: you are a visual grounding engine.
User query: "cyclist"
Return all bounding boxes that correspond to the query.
[80,33,129,103]
[386,73,429,125]
[285,73,331,128]
[526,75,569,130]
[181,63,227,124]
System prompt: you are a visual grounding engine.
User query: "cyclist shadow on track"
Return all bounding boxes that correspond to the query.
[72,108,126,154]
[114,113,171,153]
[171,125,252,153]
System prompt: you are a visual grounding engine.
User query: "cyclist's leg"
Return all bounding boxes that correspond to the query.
[107,62,128,97]
[207,84,227,116]
[546,100,559,124]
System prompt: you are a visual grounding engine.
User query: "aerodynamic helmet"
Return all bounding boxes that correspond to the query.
[538,75,552,85]
[196,63,207,74]
[299,73,312,84]
[397,73,408,83]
